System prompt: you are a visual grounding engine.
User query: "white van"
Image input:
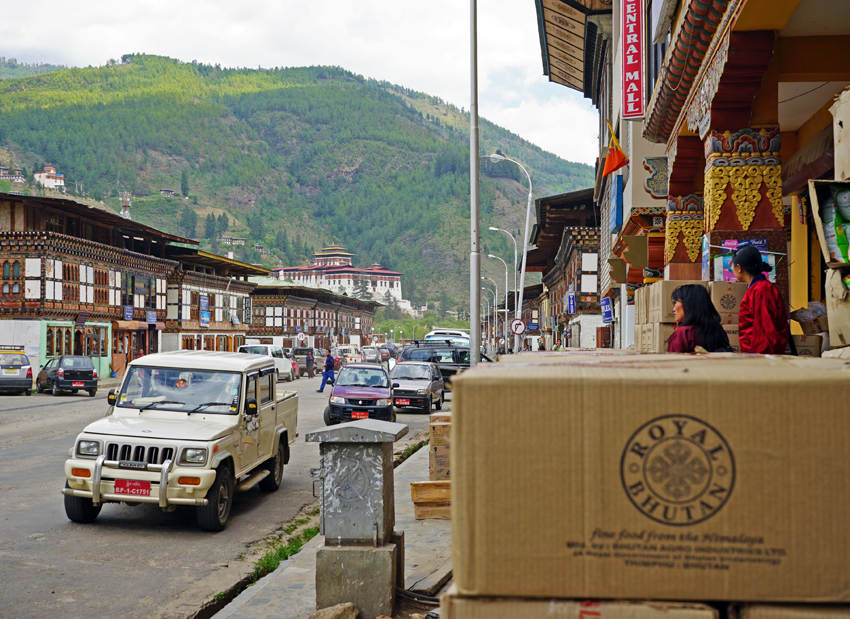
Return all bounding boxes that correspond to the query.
[237,344,298,382]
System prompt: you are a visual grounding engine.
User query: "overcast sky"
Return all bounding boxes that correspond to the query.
[1,0,599,166]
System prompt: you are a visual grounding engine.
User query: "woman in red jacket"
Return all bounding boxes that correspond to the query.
[731,245,790,354]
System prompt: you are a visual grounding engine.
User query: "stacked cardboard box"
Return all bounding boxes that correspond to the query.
[448,356,850,610]
[410,480,451,520]
[429,414,451,481]
[709,281,747,352]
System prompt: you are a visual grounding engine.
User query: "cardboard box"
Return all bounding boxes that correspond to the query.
[793,335,823,358]
[790,302,830,336]
[649,280,708,323]
[732,605,850,619]
[832,85,850,182]
[635,286,648,326]
[809,180,850,268]
[411,480,451,503]
[710,281,748,317]
[642,324,653,353]
[825,268,850,348]
[452,358,850,601]
[429,422,451,446]
[414,502,451,520]
[429,445,450,469]
[649,323,676,353]
[430,412,452,424]
[429,467,450,481]
[723,323,741,353]
[441,587,718,619]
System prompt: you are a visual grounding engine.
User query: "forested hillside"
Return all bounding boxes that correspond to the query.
[0,54,594,306]
[0,58,67,80]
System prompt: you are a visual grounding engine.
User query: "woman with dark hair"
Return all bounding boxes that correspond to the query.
[731,245,790,354]
[667,284,732,353]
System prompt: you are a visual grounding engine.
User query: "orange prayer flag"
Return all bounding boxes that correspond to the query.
[602,120,629,178]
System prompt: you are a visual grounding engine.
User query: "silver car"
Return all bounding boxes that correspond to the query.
[361,347,382,363]
[388,361,444,413]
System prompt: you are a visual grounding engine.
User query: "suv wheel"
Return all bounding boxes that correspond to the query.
[259,441,285,492]
[422,394,432,415]
[88,389,97,398]
[435,392,443,411]
[197,465,234,532]
[52,382,61,396]
[36,380,44,393]
[64,482,102,523]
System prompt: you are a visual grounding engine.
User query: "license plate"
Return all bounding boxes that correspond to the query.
[352,411,369,420]
[72,382,84,386]
[395,399,410,406]
[114,479,151,496]
[4,368,16,374]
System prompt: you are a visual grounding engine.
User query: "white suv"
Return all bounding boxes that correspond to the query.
[237,344,296,382]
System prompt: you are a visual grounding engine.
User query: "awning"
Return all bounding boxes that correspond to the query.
[783,124,834,195]
[534,0,611,103]
[112,321,147,330]
[148,322,166,330]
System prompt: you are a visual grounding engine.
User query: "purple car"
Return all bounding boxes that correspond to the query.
[323,363,398,425]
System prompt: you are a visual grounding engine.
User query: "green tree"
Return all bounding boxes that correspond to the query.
[353,277,371,300]
[217,213,228,236]
[179,205,198,237]
[181,170,190,197]
[247,213,264,240]
[0,179,11,193]
[204,213,217,239]
[438,290,452,318]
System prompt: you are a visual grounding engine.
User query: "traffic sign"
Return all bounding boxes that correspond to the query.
[510,319,526,335]
[297,332,306,342]
[499,338,505,345]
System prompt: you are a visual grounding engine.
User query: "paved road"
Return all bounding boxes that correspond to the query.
[0,372,442,619]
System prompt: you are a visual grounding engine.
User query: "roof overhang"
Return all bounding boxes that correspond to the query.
[166,248,270,276]
[534,0,612,103]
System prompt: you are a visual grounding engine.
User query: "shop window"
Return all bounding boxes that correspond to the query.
[46,327,55,356]
[203,335,214,351]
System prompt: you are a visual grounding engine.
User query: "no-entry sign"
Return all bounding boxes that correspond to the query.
[297,332,306,342]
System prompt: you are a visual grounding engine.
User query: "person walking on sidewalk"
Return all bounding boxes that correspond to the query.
[317,349,335,393]
[306,349,314,379]
[667,284,732,353]
[731,245,791,354]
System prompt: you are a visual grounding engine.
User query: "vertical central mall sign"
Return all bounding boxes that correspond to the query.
[621,0,645,120]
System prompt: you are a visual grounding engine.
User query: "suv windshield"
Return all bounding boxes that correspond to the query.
[238,346,269,355]
[117,367,242,414]
[336,367,389,388]
[390,364,430,380]
[0,353,28,365]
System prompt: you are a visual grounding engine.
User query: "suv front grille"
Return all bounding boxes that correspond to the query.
[346,399,376,406]
[106,442,176,464]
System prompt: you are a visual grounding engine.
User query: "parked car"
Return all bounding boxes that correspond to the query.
[292,347,313,376]
[0,347,33,396]
[397,343,491,390]
[389,361,444,413]
[323,363,397,425]
[424,329,470,347]
[62,351,298,531]
[380,343,397,359]
[37,355,98,397]
[284,349,301,378]
[361,346,382,364]
[237,344,296,382]
[378,347,391,363]
[336,345,361,365]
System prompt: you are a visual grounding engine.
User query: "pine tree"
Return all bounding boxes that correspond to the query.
[179,206,197,237]
[217,213,228,236]
[353,277,371,299]
[204,213,217,239]
[181,170,189,197]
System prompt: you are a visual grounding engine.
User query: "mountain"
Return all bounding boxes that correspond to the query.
[0,57,67,80]
[0,54,594,307]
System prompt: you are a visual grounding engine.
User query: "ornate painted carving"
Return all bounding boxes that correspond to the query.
[665,195,704,263]
[702,128,782,230]
[643,157,669,199]
[686,31,731,139]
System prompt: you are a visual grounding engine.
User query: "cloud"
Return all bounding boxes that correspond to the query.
[0,0,599,164]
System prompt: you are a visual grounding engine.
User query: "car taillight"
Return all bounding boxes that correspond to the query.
[93,368,98,379]
[25,366,32,378]
[58,367,64,378]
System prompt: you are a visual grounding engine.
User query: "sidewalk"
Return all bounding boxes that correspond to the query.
[214,444,452,619]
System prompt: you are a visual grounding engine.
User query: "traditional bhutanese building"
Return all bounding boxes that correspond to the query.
[33,165,65,191]
[533,0,850,348]
[272,244,403,303]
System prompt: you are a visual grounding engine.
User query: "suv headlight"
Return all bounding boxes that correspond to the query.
[376,398,390,407]
[182,448,207,464]
[330,396,345,404]
[416,389,426,395]
[78,440,100,456]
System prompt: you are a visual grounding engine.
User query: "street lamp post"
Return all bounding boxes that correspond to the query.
[482,285,497,353]
[488,254,509,352]
[488,227,517,338]
[486,155,533,354]
[469,0,481,367]
[481,295,490,354]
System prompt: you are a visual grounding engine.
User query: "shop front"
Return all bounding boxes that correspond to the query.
[42,319,111,378]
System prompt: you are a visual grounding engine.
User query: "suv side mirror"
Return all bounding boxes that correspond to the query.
[107,389,116,406]
[245,398,258,415]
[392,382,399,389]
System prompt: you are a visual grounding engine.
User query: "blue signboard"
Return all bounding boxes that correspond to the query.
[609,175,624,234]
[527,322,539,331]
[296,325,302,333]
[567,290,576,315]
[601,297,614,323]
[199,295,210,312]
[200,310,210,327]
[124,306,134,321]
[146,311,157,325]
